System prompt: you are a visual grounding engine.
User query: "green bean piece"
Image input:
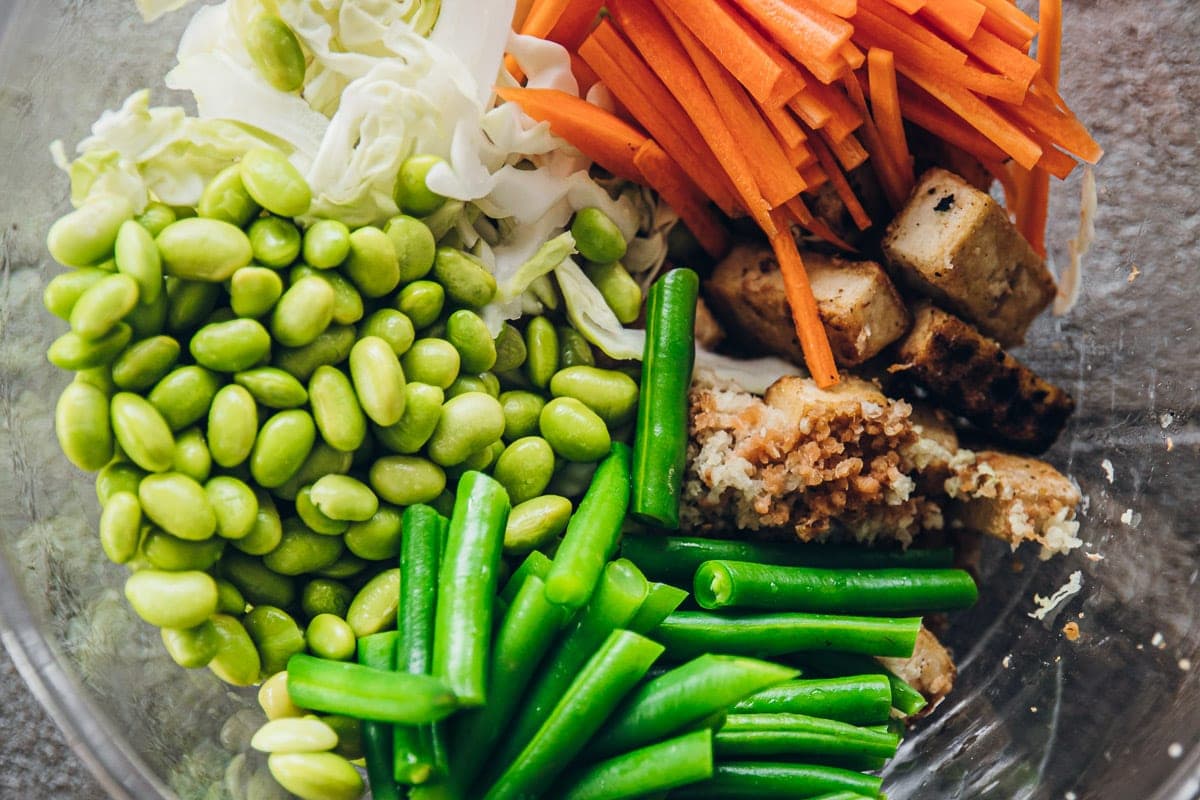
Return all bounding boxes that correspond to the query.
[355,634,403,800]
[302,578,354,620]
[585,261,642,325]
[344,226,401,298]
[550,366,639,427]
[627,582,689,634]
[794,651,928,718]
[586,655,797,760]
[557,730,713,800]
[395,154,448,216]
[240,148,312,218]
[286,654,458,724]
[670,762,883,799]
[245,605,308,676]
[220,551,296,608]
[55,381,113,471]
[523,316,558,389]
[656,612,922,660]
[396,281,445,329]
[482,630,663,800]
[632,268,698,529]
[451,575,571,791]
[571,208,628,264]
[431,472,509,707]
[498,550,554,605]
[714,713,899,767]
[545,443,631,608]
[696,562,978,615]
[493,560,649,775]
[732,676,893,726]
[492,323,527,373]
[46,193,133,267]
[620,535,955,587]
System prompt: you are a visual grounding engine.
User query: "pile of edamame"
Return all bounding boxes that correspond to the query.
[44,144,647,797]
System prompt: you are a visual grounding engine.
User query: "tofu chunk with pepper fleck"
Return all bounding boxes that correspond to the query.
[882,168,1055,346]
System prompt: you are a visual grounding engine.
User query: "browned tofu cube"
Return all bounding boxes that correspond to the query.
[882,168,1055,346]
[707,243,910,366]
[892,303,1074,452]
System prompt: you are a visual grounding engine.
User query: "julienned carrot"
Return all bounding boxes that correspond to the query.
[581,22,740,215]
[799,162,829,191]
[999,90,1102,164]
[761,100,808,150]
[807,131,872,230]
[866,48,915,201]
[976,0,1039,48]
[660,1,808,207]
[839,40,866,69]
[1018,0,1062,255]
[519,0,571,38]
[511,0,536,30]
[769,225,840,388]
[963,28,1041,90]
[496,88,647,184]
[609,0,777,233]
[1036,0,1063,95]
[825,128,870,171]
[839,70,907,210]
[810,0,858,17]
[894,75,1008,163]
[656,0,803,108]
[858,0,969,66]
[728,0,853,82]
[785,196,861,252]
[796,69,863,141]
[633,141,732,259]
[717,0,812,107]
[789,93,834,130]
[883,0,926,12]
[919,0,986,43]
[546,0,604,51]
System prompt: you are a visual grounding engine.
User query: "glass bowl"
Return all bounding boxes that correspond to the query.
[0,0,1196,798]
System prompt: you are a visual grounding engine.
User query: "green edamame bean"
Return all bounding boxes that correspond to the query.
[343,226,400,298]
[148,365,220,431]
[446,375,490,399]
[400,338,459,390]
[113,221,164,306]
[432,247,496,307]
[199,165,260,227]
[396,280,444,329]
[349,336,406,426]
[259,670,305,722]
[385,214,437,282]
[493,323,527,372]
[305,614,356,661]
[69,273,139,340]
[499,390,545,441]
[249,216,303,268]
[111,391,175,472]
[550,365,640,427]
[207,476,260,540]
[343,504,403,561]
[161,621,220,669]
[572,207,628,264]
[394,154,447,216]
[315,553,368,581]
[492,436,556,504]
[263,518,344,576]
[124,569,218,629]
[139,471,217,540]
[240,148,311,218]
[244,605,307,675]
[292,267,363,326]
[173,427,213,482]
[274,441,353,501]
[539,397,611,462]
[251,409,316,488]
[208,613,263,687]
[318,719,364,764]
[307,366,366,453]
[99,491,141,564]
[215,578,248,615]
[95,461,145,504]
[125,295,167,345]
[373,382,443,454]
[141,528,224,571]
[111,335,180,391]
[253,717,340,755]
[268,752,363,800]
[166,279,221,333]
[360,309,414,356]
[47,193,133,267]
[208,385,259,468]
[271,276,334,347]
[135,203,177,238]
[43,268,108,320]
[368,455,446,505]
[524,316,558,389]
[586,260,642,324]
[47,324,132,370]
[230,267,284,318]
[425,391,506,466]
[558,325,596,368]
[234,367,308,409]
[446,309,497,373]
[273,324,356,381]
[232,488,284,554]
[158,218,254,281]
[221,551,296,607]
[246,14,306,92]
[55,381,112,471]
[478,371,501,397]
[504,494,572,555]
[302,579,353,620]
[191,318,272,372]
[302,219,351,269]
[73,365,115,395]
[296,486,349,535]
[345,567,400,637]
[310,475,379,522]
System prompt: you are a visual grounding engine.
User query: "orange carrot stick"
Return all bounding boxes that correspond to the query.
[895,76,1010,163]
[803,0,859,17]
[1036,0,1062,90]
[882,0,926,11]
[866,48,916,200]
[789,91,835,129]
[919,0,986,43]
[963,27,1041,90]
[976,0,1038,48]
[797,67,863,140]
[839,40,866,68]
[633,141,732,259]
[841,69,908,209]
[761,99,809,150]
[825,129,870,171]
[858,0,969,66]
[519,0,570,38]
[728,0,853,82]
[999,90,1102,164]
[1018,0,1062,255]
[809,130,872,229]
[546,0,605,51]
[769,225,840,387]
[800,162,829,189]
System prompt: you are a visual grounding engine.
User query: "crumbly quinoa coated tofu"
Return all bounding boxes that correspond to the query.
[892,303,1075,452]
[882,168,1056,346]
[878,627,957,717]
[707,243,910,366]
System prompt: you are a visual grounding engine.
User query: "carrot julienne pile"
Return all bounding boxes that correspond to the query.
[502,0,1101,388]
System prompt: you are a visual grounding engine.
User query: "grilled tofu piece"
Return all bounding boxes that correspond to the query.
[707,243,910,366]
[878,626,957,717]
[893,303,1074,452]
[946,450,1082,559]
[882,168,1055,346]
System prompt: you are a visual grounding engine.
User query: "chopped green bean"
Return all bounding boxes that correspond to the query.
[795,651,928,717]
[656,612,922,660]
[670,762,883,798]
[732,676,893,726]
[557,730,713,800]
[286,654,457,724]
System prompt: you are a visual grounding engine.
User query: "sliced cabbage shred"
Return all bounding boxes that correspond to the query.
[65,0,786,391]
